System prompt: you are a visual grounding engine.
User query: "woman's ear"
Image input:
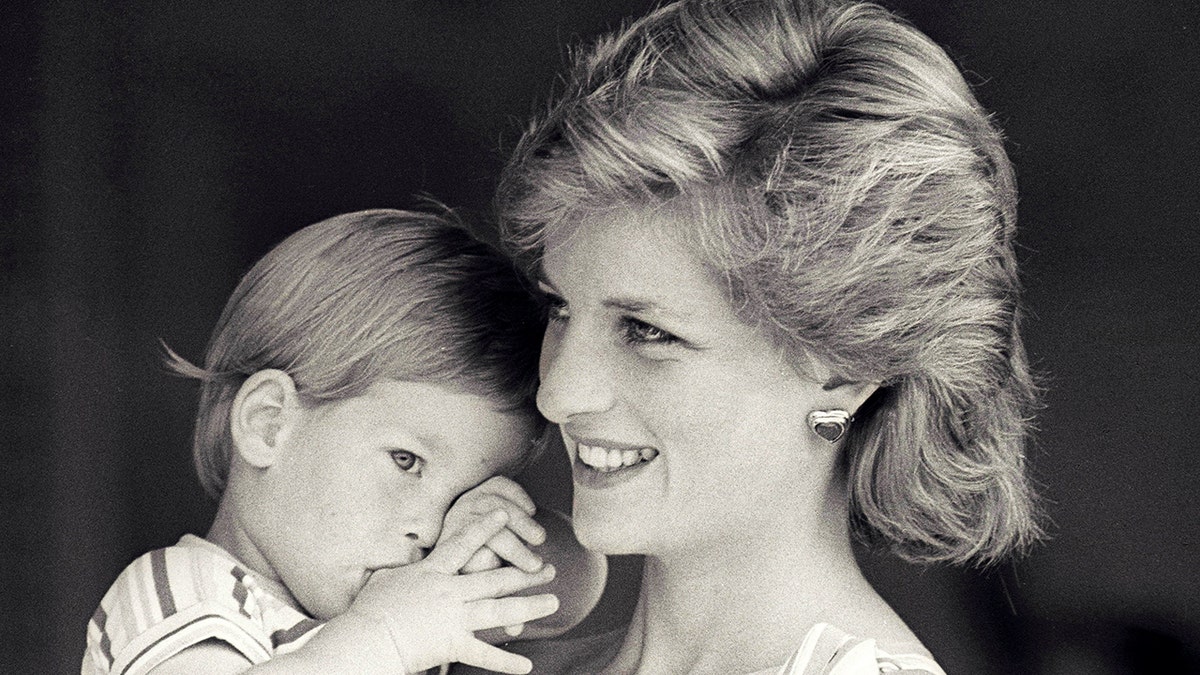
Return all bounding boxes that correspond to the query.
[806,378,880,444]
[230,369,300,468]
[802,355,880,418]
[822,377,880,418]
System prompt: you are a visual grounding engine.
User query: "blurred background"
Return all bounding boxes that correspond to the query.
[3,1,1198,672]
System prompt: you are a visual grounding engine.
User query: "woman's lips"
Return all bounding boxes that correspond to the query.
[571,442,659,489]
[577,443,659,471]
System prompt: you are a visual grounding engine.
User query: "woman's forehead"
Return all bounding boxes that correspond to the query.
[542,206,710,288]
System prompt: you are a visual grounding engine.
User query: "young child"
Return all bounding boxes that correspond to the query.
[82,209,606,674]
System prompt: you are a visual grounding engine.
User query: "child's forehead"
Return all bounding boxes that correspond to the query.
[352,378,537,456]
[357,377,495,406]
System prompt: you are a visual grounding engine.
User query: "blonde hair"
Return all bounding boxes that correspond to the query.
[499,0,1041,565]
[168,209,544,498]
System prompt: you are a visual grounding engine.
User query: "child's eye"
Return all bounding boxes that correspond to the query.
[621,317,680,346]
[390,450,425,475]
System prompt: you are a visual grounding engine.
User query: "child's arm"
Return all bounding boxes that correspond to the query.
[145,640,257,674]
[440,477,608,642]
[147,512,557,675]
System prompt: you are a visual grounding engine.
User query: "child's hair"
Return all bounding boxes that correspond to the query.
[166,209,545,499]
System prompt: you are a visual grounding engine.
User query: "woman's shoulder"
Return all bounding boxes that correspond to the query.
[779,623,945,675]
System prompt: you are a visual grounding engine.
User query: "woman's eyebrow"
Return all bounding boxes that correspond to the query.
[604,298,656,313]
[537,270,699,321]
[604,296,698,322]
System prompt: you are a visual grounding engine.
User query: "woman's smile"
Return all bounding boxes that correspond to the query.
[565,431,662,489]
[576,444,659,472]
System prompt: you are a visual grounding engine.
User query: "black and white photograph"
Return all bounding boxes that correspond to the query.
[4,1,1198,672]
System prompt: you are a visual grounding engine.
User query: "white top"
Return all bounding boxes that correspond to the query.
[776,622,946,675]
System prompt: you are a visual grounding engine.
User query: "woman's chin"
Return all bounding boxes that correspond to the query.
[571,503,654,555]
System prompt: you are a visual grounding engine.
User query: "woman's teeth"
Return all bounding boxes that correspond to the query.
[577,444,658,472]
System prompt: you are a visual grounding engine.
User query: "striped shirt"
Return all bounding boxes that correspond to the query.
[779,623,946,675]
[82,535,323,675]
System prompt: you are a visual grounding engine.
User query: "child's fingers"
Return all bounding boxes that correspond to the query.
[426,510,508,573]
[460,563,556,601]
[502,508,546,546]
[455,639,534,675]
[475,476,536,515]
[485,529,544,573]
[461,547,502,574]
[457,494,543,544]
[503,622,526,638]
[464,593,560,632]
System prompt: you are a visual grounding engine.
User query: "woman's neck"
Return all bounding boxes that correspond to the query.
[601,487,900,674]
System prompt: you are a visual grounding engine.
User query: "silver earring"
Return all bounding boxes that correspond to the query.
[808,409,852,443]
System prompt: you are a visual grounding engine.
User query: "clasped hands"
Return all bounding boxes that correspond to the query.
[325,476,558,675]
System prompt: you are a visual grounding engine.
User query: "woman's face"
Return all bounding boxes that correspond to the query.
[536,204,836,557]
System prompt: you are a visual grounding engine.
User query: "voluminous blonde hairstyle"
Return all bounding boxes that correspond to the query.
[499,0,1041,565]
[169,209,544,499]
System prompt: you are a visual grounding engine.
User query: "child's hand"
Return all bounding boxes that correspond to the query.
[442,476,547,574]
[332,511,558,674]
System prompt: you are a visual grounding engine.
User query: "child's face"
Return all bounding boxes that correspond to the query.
[245,379,535,620]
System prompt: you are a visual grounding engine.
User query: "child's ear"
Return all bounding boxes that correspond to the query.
[230,369,301,468]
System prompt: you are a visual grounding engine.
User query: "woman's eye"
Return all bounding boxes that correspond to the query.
[621,317,680,346]
[390,450,425,475]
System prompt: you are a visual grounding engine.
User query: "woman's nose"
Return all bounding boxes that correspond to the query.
[536,325,615,423]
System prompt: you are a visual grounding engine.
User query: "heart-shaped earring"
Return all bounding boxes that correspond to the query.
[807,409,853,443]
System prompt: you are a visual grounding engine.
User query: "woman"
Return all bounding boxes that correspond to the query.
[495,0,1041,672]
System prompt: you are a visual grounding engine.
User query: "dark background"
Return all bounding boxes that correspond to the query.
[4,1,1198,673]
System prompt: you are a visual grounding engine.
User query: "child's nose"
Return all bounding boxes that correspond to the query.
[404,532,433,560]
[404,515,442,550]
